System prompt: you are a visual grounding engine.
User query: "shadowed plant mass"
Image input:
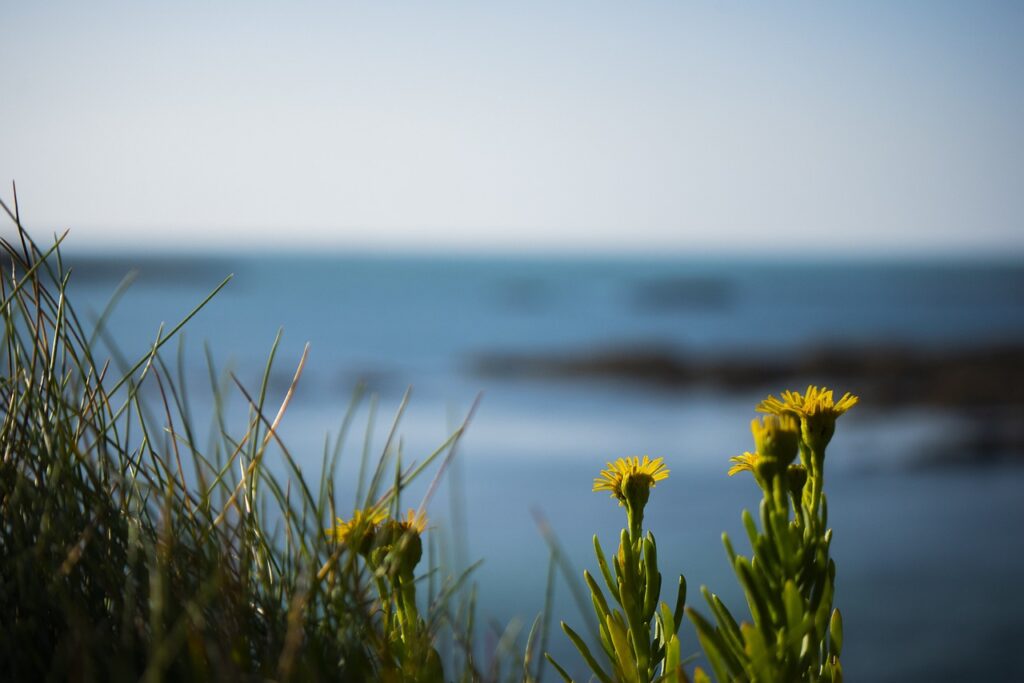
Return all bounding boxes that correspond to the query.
[0,196,493,681]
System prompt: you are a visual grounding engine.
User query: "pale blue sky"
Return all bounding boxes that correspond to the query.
[2,1,1022,254]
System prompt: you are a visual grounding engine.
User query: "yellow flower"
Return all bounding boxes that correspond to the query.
[397,508,428,535]
[757,386,858,420]
[757,386,858,452]
[593,456,669,503]
[328,506,387,545]
[375,509,428,577]
[727,451,761,477]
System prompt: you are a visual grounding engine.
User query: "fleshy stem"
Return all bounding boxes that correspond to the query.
[769,475,789,517]
[626,504,644,545]
[808,447,825,521]
[393,574,419,644]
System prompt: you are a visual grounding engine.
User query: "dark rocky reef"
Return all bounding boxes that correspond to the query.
[471,342,1024,466]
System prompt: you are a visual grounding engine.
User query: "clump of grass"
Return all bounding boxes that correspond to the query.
[0,194,493,681]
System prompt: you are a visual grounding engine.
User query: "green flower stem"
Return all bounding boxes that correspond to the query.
[374,575,393,628]
[618,530,651,681]
[808,448,825,521]
[770,476,789,517]
[393,575,419,644]
[791,492,806,528]
[626,505,643,545]
[625,504,652,678]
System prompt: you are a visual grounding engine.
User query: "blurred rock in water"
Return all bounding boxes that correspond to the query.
[629,276,735,312]
[471,342,1024,464]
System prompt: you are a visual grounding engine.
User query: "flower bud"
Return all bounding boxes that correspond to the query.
[750,415,800,466]
[786,464,808,500]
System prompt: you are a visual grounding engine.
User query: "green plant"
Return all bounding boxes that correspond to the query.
[547,456,688,683]
[687,388,856,682]
[330,506,445,682]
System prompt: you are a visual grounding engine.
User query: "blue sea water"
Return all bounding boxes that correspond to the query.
[66,253,1024,681]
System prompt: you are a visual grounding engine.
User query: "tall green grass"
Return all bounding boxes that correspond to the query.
[0,195,528,681]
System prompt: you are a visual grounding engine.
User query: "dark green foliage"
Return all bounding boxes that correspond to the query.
[0,198,485,681]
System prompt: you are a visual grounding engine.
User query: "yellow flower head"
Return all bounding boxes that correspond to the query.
[593,456,669,506]
[757,385,858,452]
[374,509,428,578]
[328,506,388,550]
[757,386,858,420]
[727,451,761,477]
[397,508,428,535]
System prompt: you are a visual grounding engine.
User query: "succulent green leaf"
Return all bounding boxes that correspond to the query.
[687,607,742,680]
[605,613,639,683]
[561,621,614,683]
[544,654,573,683]
[585,570,612,622]
[742,509,759,548]
[830,608,843,657]
[734,558,772,638]
[740,622,771,678]
[594,535,618,597]
[722,532,738,564]
[702,586,744,655]
[673,575,687,634]
[782,580,803,633]
[663,633,681,680]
